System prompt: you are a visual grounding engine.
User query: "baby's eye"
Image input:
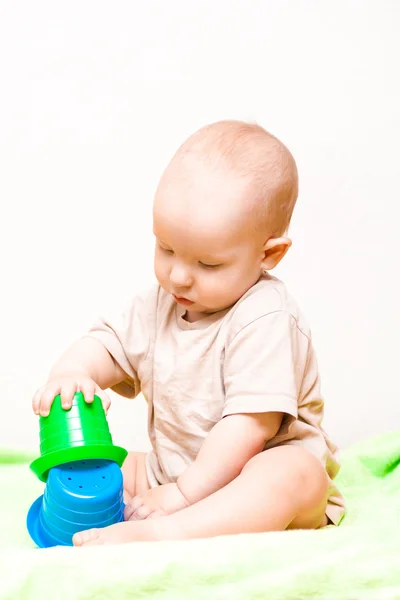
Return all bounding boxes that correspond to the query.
[199,262,222,269]
[159,244,174,254]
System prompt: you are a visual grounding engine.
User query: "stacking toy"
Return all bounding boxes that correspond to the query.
[30,392,127,482]
[27,459,124,548]
[27,392,127,548]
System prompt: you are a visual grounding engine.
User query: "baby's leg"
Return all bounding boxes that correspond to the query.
[73,445,328,545]
[161,445,329,538]
[121,451,150,503]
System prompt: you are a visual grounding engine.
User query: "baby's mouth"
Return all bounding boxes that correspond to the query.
[173,294,195,306]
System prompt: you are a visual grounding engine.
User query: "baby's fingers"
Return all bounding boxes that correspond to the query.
[147,510,165,520]
[32,386,46,415]
[35,384,62,417]
[132,504,154,521]
[79,381,111,414]
[60,382,80,410]
[124,495,143,521]
[79,380,96,404]
[94,387,111,414]
[32,380,111,417]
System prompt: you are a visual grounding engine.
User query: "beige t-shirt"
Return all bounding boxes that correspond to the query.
[87,273,345,525]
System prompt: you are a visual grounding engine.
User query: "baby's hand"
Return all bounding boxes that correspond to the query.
[124,483,189,521]
[32,374,111,417]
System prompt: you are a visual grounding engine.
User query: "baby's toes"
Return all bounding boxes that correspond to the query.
[73,528,103,546]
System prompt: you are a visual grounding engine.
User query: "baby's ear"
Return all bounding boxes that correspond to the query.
[261,237,292,271]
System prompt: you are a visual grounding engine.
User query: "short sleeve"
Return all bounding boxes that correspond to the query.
[84,286,157,398]
[223,311,310,419]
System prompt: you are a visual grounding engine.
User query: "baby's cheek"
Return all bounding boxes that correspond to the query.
[202,280,223,305]
[154,260,168,288]
[211,274,236,301]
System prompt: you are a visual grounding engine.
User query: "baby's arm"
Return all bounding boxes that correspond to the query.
[124,412,283,521]
[176,312,304,505]
[177,412,283,505]
[32,337,127,416]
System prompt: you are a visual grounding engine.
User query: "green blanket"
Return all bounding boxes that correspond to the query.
[1,432,399,600]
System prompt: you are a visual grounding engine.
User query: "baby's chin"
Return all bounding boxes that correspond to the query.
[190,302,232,316]
[182,303,221,321]
[169,290,232,317]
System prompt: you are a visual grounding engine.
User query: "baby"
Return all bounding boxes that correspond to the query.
[32,120,344,546]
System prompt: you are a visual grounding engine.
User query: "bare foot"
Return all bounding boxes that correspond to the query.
[73,518,162,547]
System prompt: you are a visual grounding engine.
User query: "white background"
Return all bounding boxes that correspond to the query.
[0,1,399,452]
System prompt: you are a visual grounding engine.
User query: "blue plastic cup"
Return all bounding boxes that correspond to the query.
[27,459,125,548]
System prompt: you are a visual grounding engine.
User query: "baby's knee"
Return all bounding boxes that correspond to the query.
[286,447,329,529]
[295,447,329,503]
[275,446,329,528]
[245,445,328,503]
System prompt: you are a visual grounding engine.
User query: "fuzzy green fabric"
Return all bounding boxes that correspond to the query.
[1,432,399,600]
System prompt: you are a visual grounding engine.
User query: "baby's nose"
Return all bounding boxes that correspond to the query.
[170,264,193,287]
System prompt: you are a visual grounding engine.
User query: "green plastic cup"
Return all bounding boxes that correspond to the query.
[30,392,127,482]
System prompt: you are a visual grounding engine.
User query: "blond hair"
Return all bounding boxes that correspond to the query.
[175,120,299,237]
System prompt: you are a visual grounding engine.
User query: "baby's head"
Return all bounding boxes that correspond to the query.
[153,120,298,321]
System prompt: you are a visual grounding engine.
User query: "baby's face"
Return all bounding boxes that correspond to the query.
[153,165,265,321]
